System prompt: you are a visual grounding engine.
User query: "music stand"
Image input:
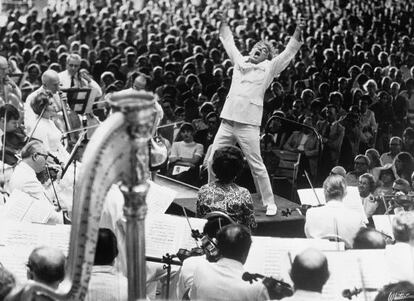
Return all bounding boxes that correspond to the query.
[61,88,91,114]
[9,73,24,86]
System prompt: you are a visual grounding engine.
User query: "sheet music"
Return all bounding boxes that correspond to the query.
[146,181,177,215]
[298,187,366,221]
[244,237,345,278]
[0,221,71,283]
[145,214,206,258]
[3,190,53,223]
[0,245,32,284]
[373,215,395,239]
[321,250,391,301]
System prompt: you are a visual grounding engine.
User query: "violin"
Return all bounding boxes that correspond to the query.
[36,153,63,184]
[242,272,293,300]
[176,247,205,262]
[374,194,414,213]
[342,287,378,299]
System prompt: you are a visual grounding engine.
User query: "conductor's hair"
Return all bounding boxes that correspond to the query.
[94,228,119,265]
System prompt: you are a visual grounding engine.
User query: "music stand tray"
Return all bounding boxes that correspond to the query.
[61,88,91,114]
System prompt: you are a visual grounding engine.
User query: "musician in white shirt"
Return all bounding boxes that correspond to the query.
[207,14,304,216]
[189,224,269,301]
[280,248,329,301]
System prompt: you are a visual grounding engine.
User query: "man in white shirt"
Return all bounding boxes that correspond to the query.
[85,228,128,301]
[385,211,414,282]
[207,14,304,216]
[189,224,269,301]
[304,175,365,247]
[8,140,63,224]
[25,70,63,134]
[280,248,330,301]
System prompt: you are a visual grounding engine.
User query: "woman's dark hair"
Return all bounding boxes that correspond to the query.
[395,152,414,183]
[212,146,244,183]
[31,92,50,116]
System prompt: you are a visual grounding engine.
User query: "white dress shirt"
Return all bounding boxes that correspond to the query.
[189,257,269,301]
[84,265,128,301]
[177,255,205,299]
[219,33,302,126]
[304,200,365,247]
[8,161,62,224]
[278,289,323,301]
[385,242,414,283]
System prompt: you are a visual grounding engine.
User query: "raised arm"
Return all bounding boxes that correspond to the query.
[218,13,244,66]
[268,19,305,79]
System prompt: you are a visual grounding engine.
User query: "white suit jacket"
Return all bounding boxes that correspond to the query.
[304,200,365,247]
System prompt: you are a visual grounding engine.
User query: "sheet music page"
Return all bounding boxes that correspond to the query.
[4,190,53,223]
[373,215,395,239]
[322,250,390,301]
[343,187,368,223]
[245,237,345,280]
[146,181,177,215]
[0,245,32,284]
[145,214,179,258]
[297,188,326,206]
[179,217,206,250]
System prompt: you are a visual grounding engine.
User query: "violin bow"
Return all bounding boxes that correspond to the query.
[357,258,368,301]
[25,105,47,147]
[182,206,200,248]
[2,110,7,177]
[304,170,322,205]
[45,165,62,211]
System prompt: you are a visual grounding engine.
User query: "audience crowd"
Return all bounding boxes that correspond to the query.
[0,0,414,299]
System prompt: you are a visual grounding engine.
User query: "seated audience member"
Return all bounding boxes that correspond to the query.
[197,146,256,230]
[345,155,370,186]
[365,148,382,175]
[27,246,65,289]
[0,264,16,300]
[177,212,234,299]
[392,178,411,195]
[380,137,403,166]
[393,152,414,185]
[305,175,365,247]
[283,116,320,178]
[283,248,330,300]
[189,224,269,301]
[358,173,384,219]
[194,111,219,153]
[353,228,386,249]
[169,122,203,185]
[85,228,127,301]
[374,281,414,301]
[263,111,287,150]
[330,166,346,178]
[8,141,63,224]
[374,166,395,196]
[385,212,414,282]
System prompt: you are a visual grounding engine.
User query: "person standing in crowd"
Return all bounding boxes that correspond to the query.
[189,224,269,301]
[26,246,66,290]
[207,12,304,216]
[197,146,256,230]
[345,154,370,186]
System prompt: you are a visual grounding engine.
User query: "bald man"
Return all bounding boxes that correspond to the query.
[282,248,329,300]
[24,69,64,134]
[27,246,65,289]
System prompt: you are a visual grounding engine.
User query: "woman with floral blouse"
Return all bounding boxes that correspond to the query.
[197,146,256,230]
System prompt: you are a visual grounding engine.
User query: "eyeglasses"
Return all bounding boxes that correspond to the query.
[35,152,49,160]
[68,64,80,68]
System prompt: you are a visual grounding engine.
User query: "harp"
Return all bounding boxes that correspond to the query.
[6,90,159,301]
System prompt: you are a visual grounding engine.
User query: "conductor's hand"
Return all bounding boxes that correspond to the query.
[293,17,306,42]
[217,12,232,39]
